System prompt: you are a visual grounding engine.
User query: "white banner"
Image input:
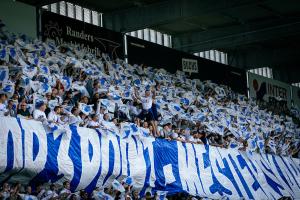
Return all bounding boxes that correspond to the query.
[182,58,198,73]
[292,86,300,109]
[0,117,299,199]
[248,72,292,108]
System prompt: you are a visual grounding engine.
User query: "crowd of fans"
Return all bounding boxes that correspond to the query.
[0,19,299,200]
[0,20,300,159]
[0,180,206,200]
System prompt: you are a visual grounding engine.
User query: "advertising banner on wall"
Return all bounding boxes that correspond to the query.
[182,58,198,73]
[248,72,292,108]
[292,86,300,109]
[41,11,124,59]
[126,36,247,95]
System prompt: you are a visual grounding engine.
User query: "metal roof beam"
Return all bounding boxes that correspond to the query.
[103,0,263,33]
[173,18,300,52]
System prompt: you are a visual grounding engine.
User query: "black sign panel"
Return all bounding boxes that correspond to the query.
[126,36,247,95]
[41,11,124,59]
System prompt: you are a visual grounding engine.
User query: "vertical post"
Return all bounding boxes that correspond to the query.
[36,6,41,40]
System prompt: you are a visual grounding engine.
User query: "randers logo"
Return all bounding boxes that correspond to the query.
[44,20,62,38]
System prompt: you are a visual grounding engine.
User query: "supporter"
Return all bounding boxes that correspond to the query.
[131,190,140,200]
[47,106,62,124]
[0,93,8,116]
[207,134,224,148]
[148,124,155,136]
[43,184,58,200]
[18,185,37,200]
[103,113,110,122]
[69,106,82,125]
[87,114,100,129]
[33,184,46,199]
[33,102,47,122]
[59,181,71,196]
[0,182,10,199]
[17,102,32,119]
[79,190,89,200]
[79,112,89,127]
[6,99,17,117]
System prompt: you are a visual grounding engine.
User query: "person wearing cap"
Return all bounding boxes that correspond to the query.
[33,102,47,122]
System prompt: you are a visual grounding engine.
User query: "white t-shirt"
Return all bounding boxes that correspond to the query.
[41,190,58,200]
[19,194,38,200]
[97,113,104,122]
[59,188,71,195]
[0,103,7,117]
[141,96,152,110]
[68,114,82,125]
[48,111,59,123]
[88,120,100,128]
[33,109,47,121]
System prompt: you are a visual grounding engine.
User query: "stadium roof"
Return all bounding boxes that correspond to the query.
[19,0,300,82]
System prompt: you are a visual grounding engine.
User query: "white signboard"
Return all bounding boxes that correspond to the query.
[182,58,198,73]
[248,72,292,108]
[292,86,300,109]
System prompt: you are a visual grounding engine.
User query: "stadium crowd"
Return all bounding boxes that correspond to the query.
[0,20,300,159]
[0,179,208,200]
[0,18,299,200]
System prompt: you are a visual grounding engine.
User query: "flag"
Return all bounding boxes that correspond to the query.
[0,66,9,84]
[180,98,190,106]
[9,46,18,61]
[100,99,115,113]
[140,127,150,137]
[121,123,132,139]
[168,103,182,115]
[48,99,58,110]
[1,83,14,97]
[61,76,72,91]
[19,75,31,89]
[0,46,8,61]
[73,83,90,97]
[100,77,107,86]
[112,180,125,192]
[39,65,50,75]
[230,142,238,149]
[79,103,93,115]
[257,138,265,152]
[123,176,135,186]
[122,90,132,100]
[118,104,130,119]
[95,191,114,200]
[134,79,141,86]
[23,65,37,79]
[156,191,167,200]
[38,83,52,94]
[109,92,122,101]
[33,94,47,109]
[130,123,140,135]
